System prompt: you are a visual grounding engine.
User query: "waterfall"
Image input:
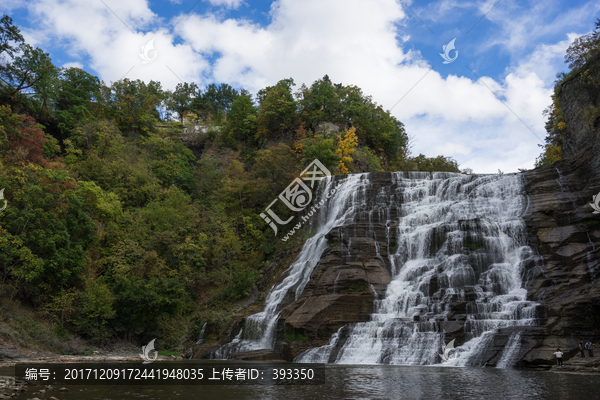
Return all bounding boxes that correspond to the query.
[211,174,371,358]
[214,171,541,365]
[294,172,540,365]
[496,332,522,368]
[195,322,207,345]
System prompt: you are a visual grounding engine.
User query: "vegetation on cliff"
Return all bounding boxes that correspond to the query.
[0,15,461,351]
[536,19,600,168]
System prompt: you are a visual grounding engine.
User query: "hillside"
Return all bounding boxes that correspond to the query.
[0,15,460,357]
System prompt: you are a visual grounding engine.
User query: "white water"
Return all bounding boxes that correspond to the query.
[213,174,372,357]
[496,332,523,368]
[215,172,540,366]
[295,172,540,365]
[195,322,207,345]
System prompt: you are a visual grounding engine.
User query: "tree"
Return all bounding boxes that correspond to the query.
[0,15,24,61]
[72,277,116,343]
[0,105,56,166]
[336,127,358,174]
[399,154,460,172]
[0,163,94,300]
[253,143,297,196]
[192,83,239,117]
[535,98,563,168]
[168,82,199,123]
[99,79,160,133]
[0,43,58,96]
[297,75,340,129]
[256,78,297,141]
[354,147,382,172]
[54,67,101,138]
[301,134,339,172]
[565,18,600,69]
[227,94,257,145]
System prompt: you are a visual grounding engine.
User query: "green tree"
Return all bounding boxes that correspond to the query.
[0,164,94,301]
[253,143,297,196]
[111,276,192,339]
[256,78,297,141]
[0,15,24,59]
[535,98,564,168]
[0,43,58,97]
[72,277,116,342]
[226,94,258,146]
[301,134,339,172]
[99,79,160,134]
[168,82,199,123]
[192,83,240,117]
[399,154,460,172]
[297,75,340,129]
[54,67,101,138]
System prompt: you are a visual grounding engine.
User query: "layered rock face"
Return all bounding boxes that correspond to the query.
[208,164,599,366]
[513,159,600,366]
[514,58,600,365]
[210,172,553,366]
[289,172,542,365]
[207,59,600,367]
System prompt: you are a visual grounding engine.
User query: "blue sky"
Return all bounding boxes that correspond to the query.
[2,0,598,172]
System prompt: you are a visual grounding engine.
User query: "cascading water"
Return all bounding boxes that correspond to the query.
[496,332,523,368]
[196,322,207,345]
[212,174,371,358]
[215,171,541,366]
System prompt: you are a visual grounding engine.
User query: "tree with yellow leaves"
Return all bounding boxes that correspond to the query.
[336,127,358,174]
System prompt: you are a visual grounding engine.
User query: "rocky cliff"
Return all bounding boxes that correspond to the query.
[202,58,600,367]
[513,59,600,366]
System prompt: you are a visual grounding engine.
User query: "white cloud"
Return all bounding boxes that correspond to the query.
[204,0,245,9]
[22,0,207,87]
[62,61,84,69]
[476,0,599,56]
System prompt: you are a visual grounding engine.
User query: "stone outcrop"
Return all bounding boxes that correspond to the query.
[277,224,393,360]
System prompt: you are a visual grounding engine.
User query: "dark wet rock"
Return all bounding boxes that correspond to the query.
[278,220,392,341]
[520,156,600,366]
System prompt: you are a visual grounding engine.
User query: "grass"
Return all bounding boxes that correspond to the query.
[284,330,310,343]
[158,349,180,357]
[340,281,366,294]
[388,240,398,254]
[464,241,485,251]
[0,292,75,355]
[583,220,600,226]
